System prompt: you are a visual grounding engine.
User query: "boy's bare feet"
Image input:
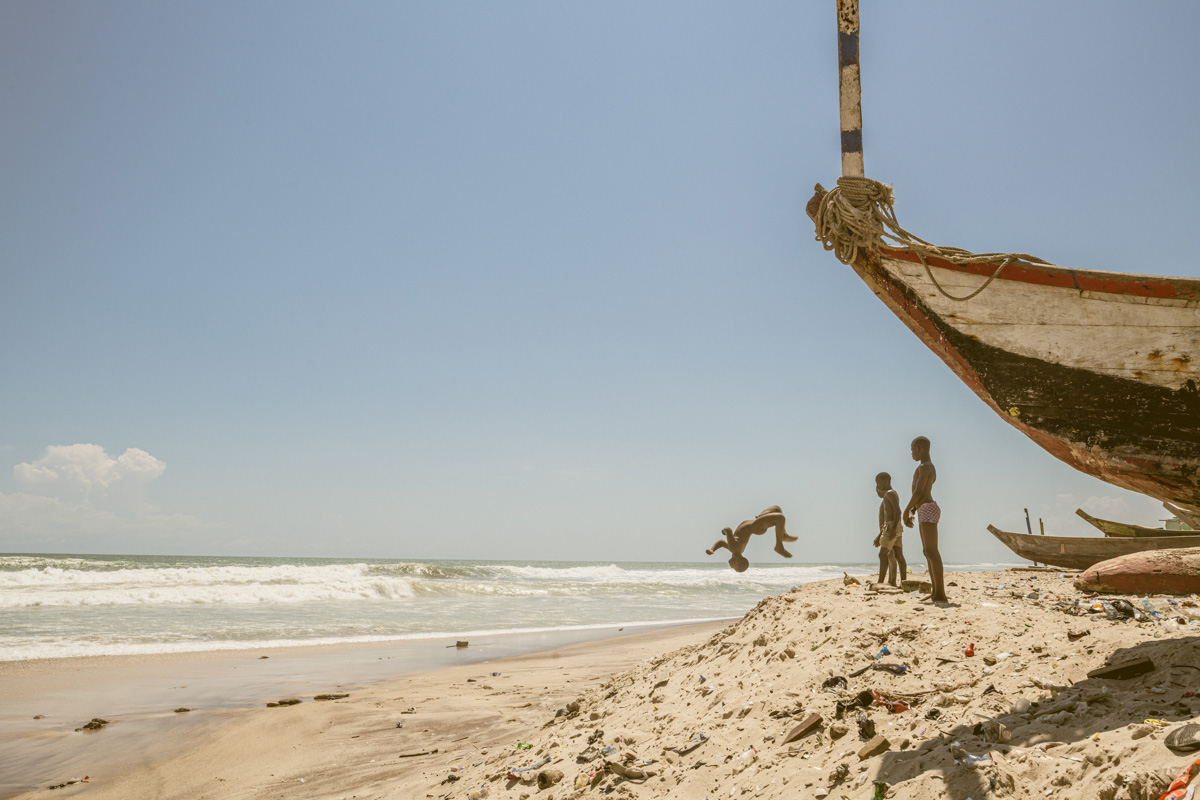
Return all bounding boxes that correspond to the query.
[773,543,793,558]
[705,548,715,555]
[780,533,798,542]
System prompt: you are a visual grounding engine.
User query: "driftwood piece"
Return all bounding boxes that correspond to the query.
[1086,658,1155,681]
[782,714,823,744]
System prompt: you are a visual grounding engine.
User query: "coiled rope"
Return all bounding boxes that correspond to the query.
[813,176,1052,301]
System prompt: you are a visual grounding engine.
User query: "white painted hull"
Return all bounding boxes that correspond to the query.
[880,255,1199,392]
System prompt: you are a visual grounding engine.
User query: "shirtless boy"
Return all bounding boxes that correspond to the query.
[872,472,906,587]
[706,505,797,573]
[902,436,948,603]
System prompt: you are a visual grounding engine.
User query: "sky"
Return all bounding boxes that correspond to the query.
[2,2,1198,563]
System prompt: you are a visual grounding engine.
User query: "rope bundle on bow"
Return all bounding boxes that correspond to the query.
[813,176,1053,301]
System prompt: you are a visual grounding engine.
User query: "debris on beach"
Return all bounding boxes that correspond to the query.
[313,693,350,700]
[47,776,89,790]
[74,718,109,732]
[266,698,301,707]
[398,747,439,759]
[406,571,1199,799]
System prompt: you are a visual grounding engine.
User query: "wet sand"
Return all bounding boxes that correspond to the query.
[0,622,726,798]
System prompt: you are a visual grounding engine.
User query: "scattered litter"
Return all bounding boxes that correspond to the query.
[871,691,910,714]
[667,731,708,755]
[872,663,908,675]
[1160,756,1200,800]
[507,756,551,781]
[398,748,439,759]
[981,720,1011,743]
[606,760,655,780]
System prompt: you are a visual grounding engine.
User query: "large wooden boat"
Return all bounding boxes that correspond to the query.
[1075,508,1194,538]
[810,2,1200,517]
[805,219,1200,517]
[987,525,1200,571]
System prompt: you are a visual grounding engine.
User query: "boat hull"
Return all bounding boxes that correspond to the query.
[808,186,1200,516]
[1074,508,1195,538]
[1074,547,1200,595]
[987,525,1200,570]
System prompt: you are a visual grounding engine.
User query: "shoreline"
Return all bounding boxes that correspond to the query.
[0,619,729,798]
[8,568,1195,799]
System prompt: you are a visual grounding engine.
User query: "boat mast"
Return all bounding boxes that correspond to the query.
[837,0,863,178]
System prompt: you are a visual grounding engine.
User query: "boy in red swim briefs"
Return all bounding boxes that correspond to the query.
[903,436,948,603]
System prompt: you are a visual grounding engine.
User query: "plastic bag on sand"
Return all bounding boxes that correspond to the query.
[1160,757,1200,800]
[934,692,969,706]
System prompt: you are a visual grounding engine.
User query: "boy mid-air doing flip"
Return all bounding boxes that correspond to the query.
[706,506,797,573]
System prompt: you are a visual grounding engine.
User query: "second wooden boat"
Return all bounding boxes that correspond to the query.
[987,525,1200,571]
[1075,508,1195,538]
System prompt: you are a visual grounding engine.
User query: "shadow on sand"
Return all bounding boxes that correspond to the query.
[864,635,1200,799]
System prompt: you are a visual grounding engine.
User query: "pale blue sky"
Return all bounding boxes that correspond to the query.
[3,2,1198,562]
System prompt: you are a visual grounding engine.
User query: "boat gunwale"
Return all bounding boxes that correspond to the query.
[879,246,1200,301]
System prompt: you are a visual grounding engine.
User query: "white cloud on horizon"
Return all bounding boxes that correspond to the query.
[14,444,165,513]
[0,444,206,551]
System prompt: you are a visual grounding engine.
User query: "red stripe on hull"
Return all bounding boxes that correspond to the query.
[879,247,1200,301]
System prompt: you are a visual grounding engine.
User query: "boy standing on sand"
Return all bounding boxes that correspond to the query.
[706,505,797,573]
[872,472,906,587]
[903,436,949,603]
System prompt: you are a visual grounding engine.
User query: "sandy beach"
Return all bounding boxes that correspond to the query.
[5,570,1200,800]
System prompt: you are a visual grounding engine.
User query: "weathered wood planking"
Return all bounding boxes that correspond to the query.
[880,254,1199,392]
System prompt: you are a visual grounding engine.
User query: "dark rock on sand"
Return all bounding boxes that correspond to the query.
[536,769,564,789]
[75,718,109,732]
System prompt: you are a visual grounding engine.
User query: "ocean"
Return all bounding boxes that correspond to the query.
[0,553,1015,662]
